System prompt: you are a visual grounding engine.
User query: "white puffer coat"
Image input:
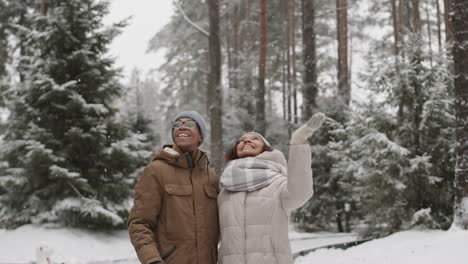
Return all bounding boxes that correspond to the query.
[217,144,313,264]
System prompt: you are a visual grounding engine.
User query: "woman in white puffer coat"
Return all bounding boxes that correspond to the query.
[217,113,326,264]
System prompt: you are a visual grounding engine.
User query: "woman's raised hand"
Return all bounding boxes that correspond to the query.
[290,112,326,145]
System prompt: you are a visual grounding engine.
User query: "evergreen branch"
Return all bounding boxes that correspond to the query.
[173,0,210,38]
[66,181,84,198]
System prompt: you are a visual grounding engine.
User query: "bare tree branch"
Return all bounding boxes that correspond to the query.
[173,0,210,37]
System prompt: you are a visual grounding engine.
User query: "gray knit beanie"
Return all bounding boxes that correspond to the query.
[172,111,207,145]
[242,131,271,147]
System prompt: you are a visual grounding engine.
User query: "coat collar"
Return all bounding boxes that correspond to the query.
[255,149,287,167]
[151,144,208,169]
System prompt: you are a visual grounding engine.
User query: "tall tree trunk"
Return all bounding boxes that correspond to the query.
[207,0,223,174]
[18,13,26,82]
[392,0,404,121]
[290,0,298,123]
[302,0,318,121]
[391,0,401,56]
[226,3,234,90]
[240,0,255,117]
[256,0,267,135]
[411,0,422,154]
[436,0,443,52]
[231,2,241,90]
[398,0,407,59]
[425,2,433,67]
[40,0,47,15]
[443,0,453,43]
[336,0,350,106]
[396,0,407,123]
[286,0,292,122]
[451,0,468,230]
[412,0,421,34]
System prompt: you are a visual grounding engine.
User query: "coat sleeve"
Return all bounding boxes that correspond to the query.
[128,164,163,264]
[280,144,314,211]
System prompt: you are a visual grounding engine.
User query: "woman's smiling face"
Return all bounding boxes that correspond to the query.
[236,133,266,158]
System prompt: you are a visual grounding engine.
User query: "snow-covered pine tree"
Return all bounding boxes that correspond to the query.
[291,99,352,232]
[116,68,159,182]
[0,0,33,107]
[417,54,455,227]
[0,0,140,229]
[360,33,455,232]
[337,101,412,237]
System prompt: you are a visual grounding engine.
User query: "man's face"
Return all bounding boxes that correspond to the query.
[173,117,202,152]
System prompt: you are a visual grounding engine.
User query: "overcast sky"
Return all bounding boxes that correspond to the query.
[105,0,174,82]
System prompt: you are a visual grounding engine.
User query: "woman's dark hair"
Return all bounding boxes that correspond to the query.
[224,139,273,163]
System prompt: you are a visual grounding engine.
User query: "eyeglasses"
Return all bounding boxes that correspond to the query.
[172,120,197,128]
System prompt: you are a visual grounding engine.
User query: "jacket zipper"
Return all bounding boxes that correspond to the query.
[188,162,198,263]
[185,152,194,168]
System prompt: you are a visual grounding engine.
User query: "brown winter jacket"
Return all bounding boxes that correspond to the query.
[128,144,219,264]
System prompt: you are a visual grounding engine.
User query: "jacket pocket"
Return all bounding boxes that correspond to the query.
[162,246,176,261]
[204,185,218,199]
[164,184,194,240]
[165,184,192,196]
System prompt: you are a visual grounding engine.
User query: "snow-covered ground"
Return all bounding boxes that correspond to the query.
[1,225,466,264]
[0,225,137,264]
[289,230,357,254]
[295,229,468,264]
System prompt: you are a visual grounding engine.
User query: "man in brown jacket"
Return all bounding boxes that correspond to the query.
[128,111,219,264]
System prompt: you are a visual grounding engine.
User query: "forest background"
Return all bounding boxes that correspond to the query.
[0,0,467,238]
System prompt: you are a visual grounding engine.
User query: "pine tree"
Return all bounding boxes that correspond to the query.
[117,69,159,181]
[293,0,456,233]
[0,0,139,229]
[357,36,455,233]
[335,103,412,237]
[292,98,351,232]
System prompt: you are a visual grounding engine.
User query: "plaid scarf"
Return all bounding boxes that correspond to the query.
[220,156,287,192]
